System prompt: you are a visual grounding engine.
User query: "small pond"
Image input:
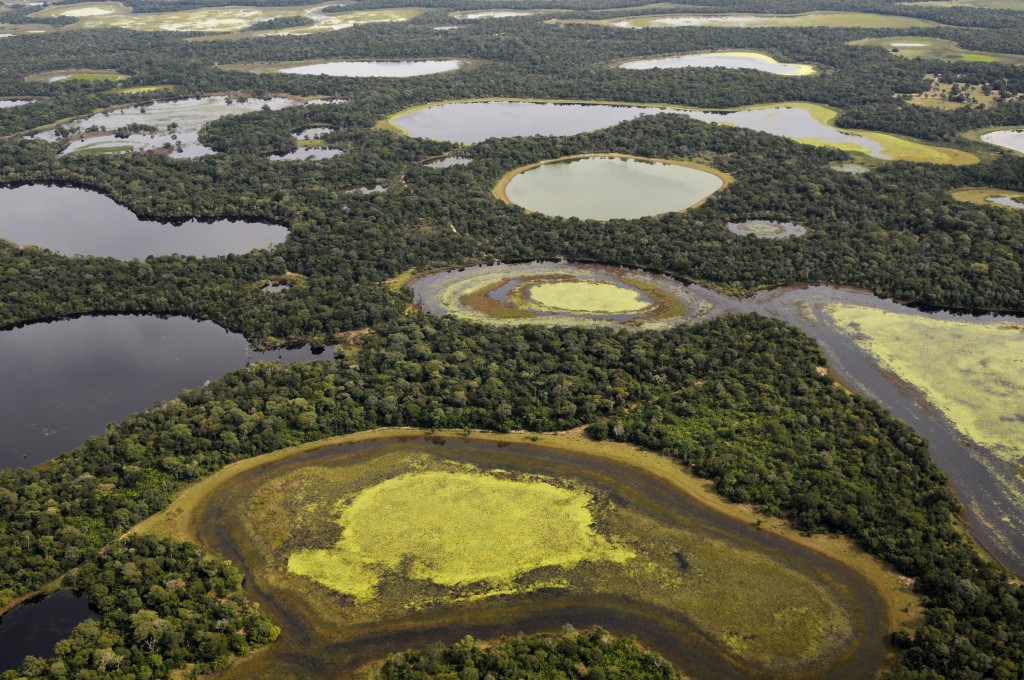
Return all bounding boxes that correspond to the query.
[500,156,724,220]
[0,185,288,259]
[455,10,534,18]
[726,220,807,238]
[831,162,870,174]
[981,129,1024,154]
[279,60,461,77]
[620,51,813,76]
[989,195,1024,209]
[0,591,97,672]
[295,126,333,140]
[0,100,31,108]
[425,156,473,168]
[0,314,320,467]
[269,147,342,161]
[32,95,303,157]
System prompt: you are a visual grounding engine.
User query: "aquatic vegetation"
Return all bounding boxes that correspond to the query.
[288,469,634,602]
[413,262,713,329]
[829,304,1024,463]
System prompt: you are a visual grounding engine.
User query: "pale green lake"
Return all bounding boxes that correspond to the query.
[503,156,723,219]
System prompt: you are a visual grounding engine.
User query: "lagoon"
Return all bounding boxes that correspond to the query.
[0,185,288,259]
[0,591,97,672]
[981,129,1024,155]
[0,315,319,467]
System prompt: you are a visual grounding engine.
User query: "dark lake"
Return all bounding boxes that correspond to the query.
[0,315,320,468]
[0,185,288,259]
[0,591,97,672]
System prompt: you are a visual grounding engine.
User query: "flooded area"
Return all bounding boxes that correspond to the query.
[0,315,319,467]
[0,185,288,259]
[31,96,305,157]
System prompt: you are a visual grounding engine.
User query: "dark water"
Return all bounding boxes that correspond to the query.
[0,315,321,468]
[0,591,97,672]
[0,185,288,259]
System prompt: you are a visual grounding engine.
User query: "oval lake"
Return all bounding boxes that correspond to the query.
[279,60,461,77]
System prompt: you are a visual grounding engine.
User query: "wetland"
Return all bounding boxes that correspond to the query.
[140,431,892,679]
[620,51,815,76]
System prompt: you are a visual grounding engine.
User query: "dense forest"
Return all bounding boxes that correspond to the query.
[2,0,1024,676]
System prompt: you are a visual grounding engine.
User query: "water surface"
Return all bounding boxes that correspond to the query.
[621,52,811,75]
[269,147,342,161]
[391,101,676,143]
[503,156,723,219]
[981,129,1024,154]
[0,591,97,671]
[425,156,473,168]
[989,195,1024,209]
[0,100,31,108]
[33,96,302,157]
[0,185,287,259]
[280,60,461,77]
[0,315,319,467]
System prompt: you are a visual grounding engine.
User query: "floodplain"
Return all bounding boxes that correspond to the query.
[138,430,900,679]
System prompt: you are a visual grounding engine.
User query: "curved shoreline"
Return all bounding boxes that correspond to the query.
[137,429,906,679]
[490,153,734,213]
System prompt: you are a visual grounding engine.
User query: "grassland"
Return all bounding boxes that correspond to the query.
[951,187,1024,208]
[554,11,941,29]
[828,304,1024,464]
[850,37,1024,65]
[137,429,909,677]
[31,2,422,35]
[527,280,649,313]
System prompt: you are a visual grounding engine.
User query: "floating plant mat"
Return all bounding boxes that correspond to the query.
[413,262,719,329]
[139,431,888,679]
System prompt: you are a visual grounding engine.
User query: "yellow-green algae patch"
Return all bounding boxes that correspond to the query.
[829,304,1024,463]
[288,469,633,603]
[413,262,713,330]
[529,281,649,314]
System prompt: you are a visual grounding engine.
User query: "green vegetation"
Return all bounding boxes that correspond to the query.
[952,187,1024,207]
[377,627,679,679]
[151,433,866,675]
[287,468,635,602]
[850,37,1024,66]
[24,70,128,83]
[829,304,1024,464]
[415,262,707,330]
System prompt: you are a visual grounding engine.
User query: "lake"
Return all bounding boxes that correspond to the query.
[389,101,675,143]
[0,185,288,259]
[0,591,97,672]
[621,51,814,76]
[278,60,461,77]
[500,156,724,219]
[0,314,319,468]
[726,220,807,238]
